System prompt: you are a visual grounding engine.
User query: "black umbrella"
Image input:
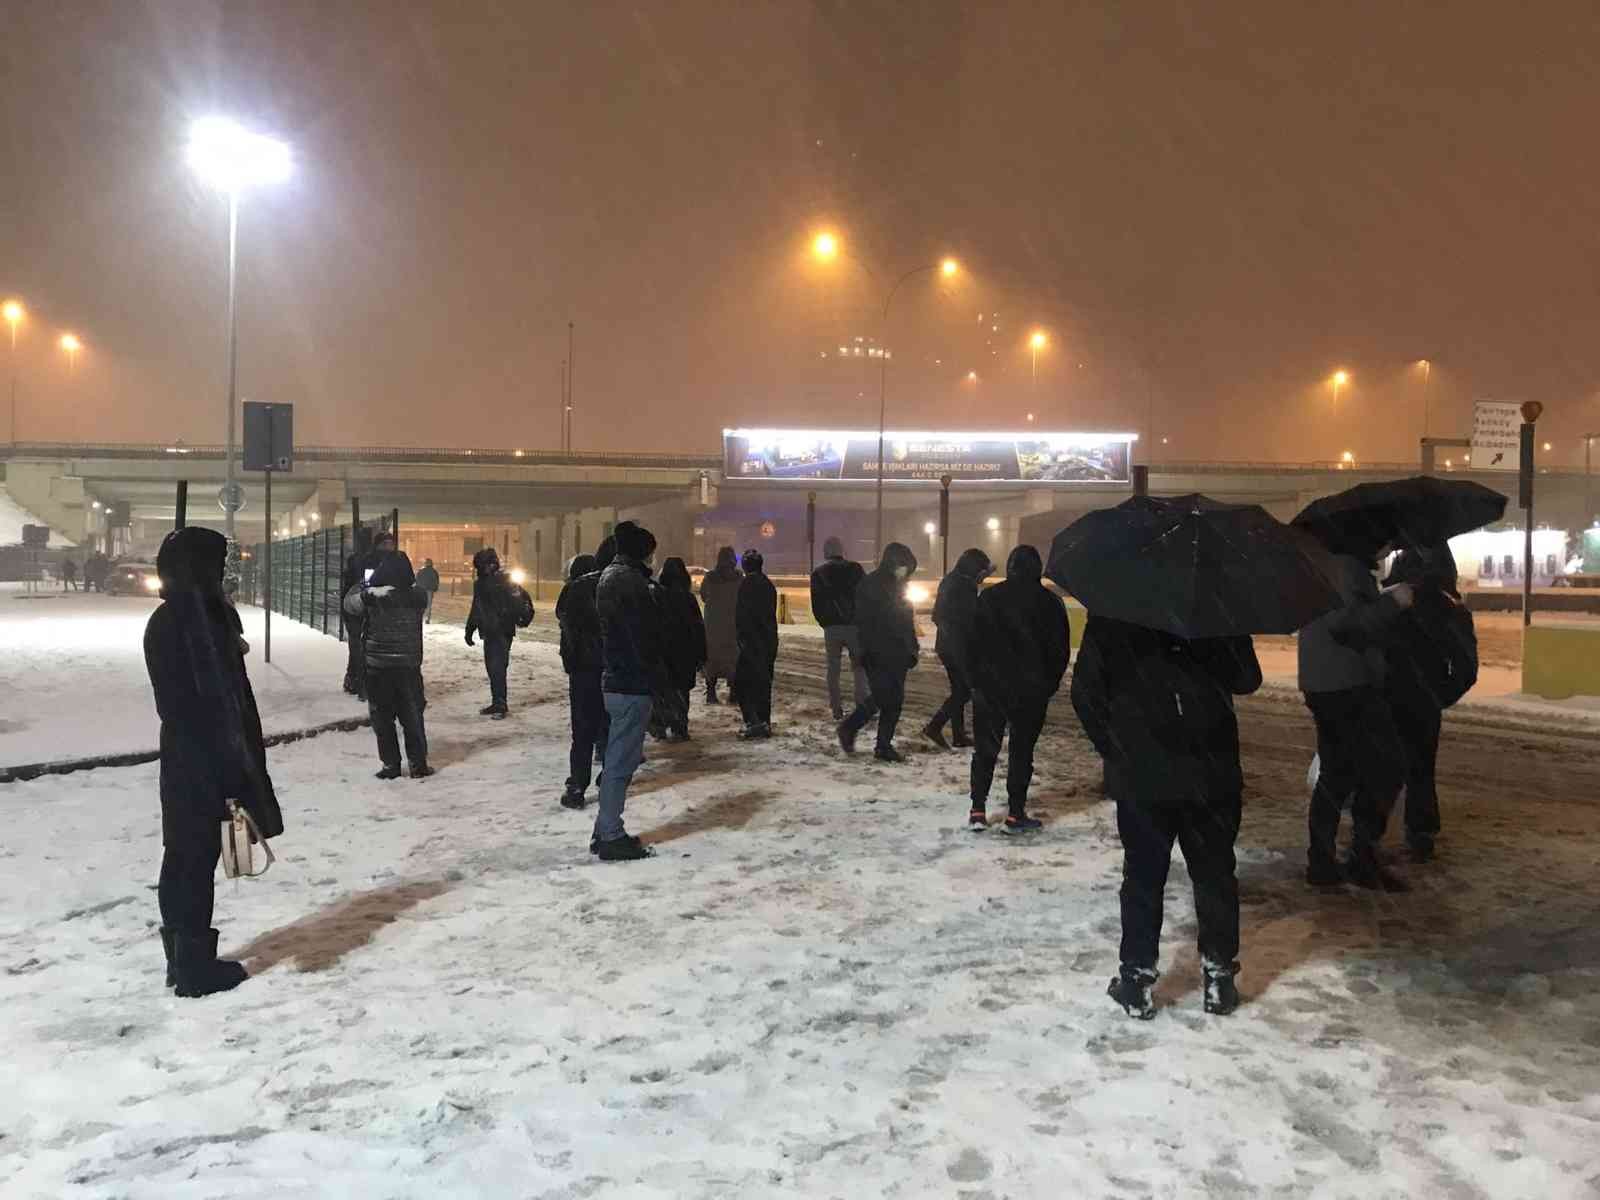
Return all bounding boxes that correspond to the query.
[1047,493,1343,639]
[1292,476,1508,559]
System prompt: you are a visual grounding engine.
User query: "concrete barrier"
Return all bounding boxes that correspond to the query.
[1523,623,1600,700]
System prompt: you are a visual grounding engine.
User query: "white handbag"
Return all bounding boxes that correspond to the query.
[221,800,276,879]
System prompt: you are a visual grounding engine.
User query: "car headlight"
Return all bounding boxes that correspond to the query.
[905,583,930,605]
[143,575,161,592]
[509,568,527,585]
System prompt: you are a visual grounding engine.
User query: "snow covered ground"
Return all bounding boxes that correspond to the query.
[0,487,74,547]
[0,588,361,767]
[3,620,1599,1198]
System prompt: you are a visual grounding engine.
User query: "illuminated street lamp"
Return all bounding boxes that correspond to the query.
[812,231,838,262]
[1029,329,1048,401]
[1331,370,1349,405]
[186,115,292,554]
[59,332,82,370]
[1417,359,1433,438]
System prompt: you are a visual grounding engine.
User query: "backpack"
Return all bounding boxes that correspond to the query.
[510,583,535,629]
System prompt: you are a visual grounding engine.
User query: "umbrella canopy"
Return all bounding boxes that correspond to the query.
[1292,476,1508,559]
[1047,493,1343,639]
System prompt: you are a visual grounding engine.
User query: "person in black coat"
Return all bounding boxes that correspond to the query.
[556,552,606,808]
[144,527,283,998]
[345,550,432,779]
[657,557,709,740]
[734,548,779,738]
[1072,615,1262,1019]
[415,558,441,623]
[465,547,534,718]
[810,536,869,721]
[593,521,661,860]
[1384,544,1477,862]
[838,541,920,762]
[341,526,376,698]
[923,547,994,749]
[966,545,1067,831]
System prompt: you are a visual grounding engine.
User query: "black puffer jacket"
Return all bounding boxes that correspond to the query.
[1072,615,1262,801]
[145,527,282,845]
[810,557,865,628]
[556,553,603,675]
[854,542,920,673]
[597,555,663,695]
[346,552,428,670]
[1384,547,1478,711]
[735,552,779,665]
[467,549,533,642]
[933,548,993,662]
[658,557,710,690]
[968,546,1068,703]
[1297,552,1402,693]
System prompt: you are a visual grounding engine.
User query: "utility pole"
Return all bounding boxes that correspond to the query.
[566,320,575,451]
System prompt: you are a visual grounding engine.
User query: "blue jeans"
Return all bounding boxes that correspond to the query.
[597,693,652,842]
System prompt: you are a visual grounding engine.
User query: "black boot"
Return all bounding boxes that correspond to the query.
[1305,853,1343,887]
[1107,965,1159,1019]
[1203,959,1241,1015]
[950,722,972,749]
[375,763,403,780]
[172,929,248,999]
[160,926,177,988]
[1343,843,1410,893]
[921,721,951,751]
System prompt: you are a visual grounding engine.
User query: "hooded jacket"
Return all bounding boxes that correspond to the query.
[1072,614,1262,801]
[144,527,283,844]
[854,542,921,673]
[346,551,428,670]
[933,548,993,663]
[1297,552,1403,694]
[556,553,603,675]
[1384,546,1478,711]
[810,540,866,628]
[598,541,663,695]
[467,548,533,642]
[657,557,710,691]
[968,546,1068,703]
[735,550,779,664]
[699,546,743,675]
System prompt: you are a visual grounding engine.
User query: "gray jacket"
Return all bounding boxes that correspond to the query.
[1297,553,1403,694]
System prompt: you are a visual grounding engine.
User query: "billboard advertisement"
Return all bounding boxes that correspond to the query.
[722,429,1136,484]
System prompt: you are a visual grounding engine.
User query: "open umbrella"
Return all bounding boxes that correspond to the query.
[1047,493,1342,639]
[1292,476,1508,559]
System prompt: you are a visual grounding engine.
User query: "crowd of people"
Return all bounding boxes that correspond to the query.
[144,513,1476,1017]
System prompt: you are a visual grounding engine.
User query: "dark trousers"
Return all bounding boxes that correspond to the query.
[344,616,366,694]
[1116,788,1242,969]
[482,633,511,707]
[842,666,905,752]
[1305,685,1405,865]
[970,693,1049,815]
[368,666,428,768]
[736,649,774,727]
[1391,700,1442,839]
[928,652,972,737]
[567,670,609,794]
[159,827,221,934]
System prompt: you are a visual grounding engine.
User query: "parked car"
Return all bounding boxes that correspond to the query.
[104,560,161,596]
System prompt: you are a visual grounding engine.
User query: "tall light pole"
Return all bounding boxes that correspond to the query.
[1586,432,1599,530]
[3,299,21,444]
[1030,330,1047,406]
[186,116,292,564]
[1330,369,1349,461]
[1417,358,1432,439]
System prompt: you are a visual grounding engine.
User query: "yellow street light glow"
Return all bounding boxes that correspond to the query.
[1543,442,1552,451]
[1332,370,1349,387]
[510,568,528,585]
[905,583,930,605]
[940,257,959,277]
[923,522,937,535]
[812,232,838,261]
[1341,450,1355,463]
[59,333,82,353]
[1030,330,1048,350]
[986,517,1001,532]
[2,299,23,325]
[967,370,978,381]
[1026,412,1035,422]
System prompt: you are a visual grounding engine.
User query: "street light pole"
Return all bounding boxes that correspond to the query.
[1586,433,1598,528]
[223,192,240,544]
[4,300,22,444]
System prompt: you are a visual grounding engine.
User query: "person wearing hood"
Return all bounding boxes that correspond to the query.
[465,546,534,719]
[593,520,661,861]
[924,547,994,750]
[144,526,283,998]
[345,550,433,779]
[810,535,870,722]
[838,542,920,762]
[966,546,1066,832]
[1383,543,1476,862]
[556,551,607,808]
[699,546,743,704]
[1071,615,1262,1019]
[658,557,709,740]
[1298,534,1415,891]
[734,548,779,738]
[340,526,376,698]
[415,557,441,623]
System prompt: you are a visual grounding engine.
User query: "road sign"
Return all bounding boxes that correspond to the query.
[243,401,294,472]
[219,481,246,513]
[1471,400,1520,471]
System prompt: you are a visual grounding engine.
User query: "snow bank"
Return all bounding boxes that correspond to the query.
[0,486,72,547]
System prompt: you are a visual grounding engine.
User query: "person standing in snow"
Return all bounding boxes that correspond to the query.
[698,546,742,705]
[837,542,920,762]
[593,520,662,861]
[415,557,441,624]
[1383,544,1476,863]
[657,557,709,740]
[810,536,869,722]
[144,526,282,998]
[465,547,534,719]
[341,526,376,699]
[734,548,779,738]
[61,557,79,590]
[923,547,993,749]
[1071,615,1261,1019]
[965,545,1067,832]
[345,550,432,779]
[1299,540,1414,891]
[556,551,607,809]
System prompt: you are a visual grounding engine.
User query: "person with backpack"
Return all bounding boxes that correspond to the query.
[923,548,993,749]
[556,552,606,808]
[657,557,709,740]
[699,546,742,704]
[465,547,534,719]
[415,557,441,623]
[345,550,433,779]
[1384,543,1477,862]
[838,542,920,762]
[810,536,869,722]
[734,548,779,739]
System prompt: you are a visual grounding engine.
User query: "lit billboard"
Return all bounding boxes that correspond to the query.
[722,429,1137,484]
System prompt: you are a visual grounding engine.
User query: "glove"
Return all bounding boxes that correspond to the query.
[368,585,395,598]
[465,632,475,647]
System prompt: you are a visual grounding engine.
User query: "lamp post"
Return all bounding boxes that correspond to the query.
[1585,432,1599,529]
[1417,359,1432,440]
[186,116,291,570]
[3,299,22,442]
[59,332,82,372]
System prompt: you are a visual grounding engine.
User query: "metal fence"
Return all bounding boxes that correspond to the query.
[238,525,354,641]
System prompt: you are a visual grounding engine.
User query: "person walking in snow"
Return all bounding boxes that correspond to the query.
[465,547,534,719]
[810,536,869,722]
[345,550,432,779]
[657,557,708,740]
[923,547,993,749]
[965,545,1066,832]
[734,548,779,738]
[837,542,919,762]
[698,546,742,705]
[1383,543,1477,863]
[415,557,441,623]
[593,520,662,861]
[61,556,79,591]
[1072,615,1261,1019]
[144,526,282,998]
[556,551,607,809]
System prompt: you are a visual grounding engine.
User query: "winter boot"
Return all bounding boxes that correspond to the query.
[873,744,905,764]
[950,722,972,749]
[837,722,859,755]
[1202,959,1241,1015]
[1107,965,1159,1020]
[159,926,177,988]
[596,834,654,862]
[375,763,403,780]
[922,721,951,751]
[1003,813,1043,834]
[1305,852,1343,887]
[1343,844,1410,893]
[561,788,587,810]
[480,703,504,717]
[1407,833,1435,864]
[172,929,247,999]
[967,809,988,832]
[410,762,435,779]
